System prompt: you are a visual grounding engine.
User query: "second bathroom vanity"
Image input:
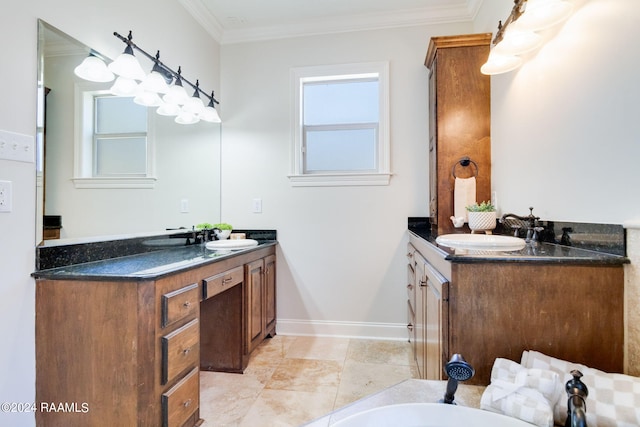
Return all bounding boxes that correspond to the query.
[33,231,277,427]
[407,221,626,385]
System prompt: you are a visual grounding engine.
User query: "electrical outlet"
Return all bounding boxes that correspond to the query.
[0,130,35,163]
[0,180,12,212]
[180,198,189,213]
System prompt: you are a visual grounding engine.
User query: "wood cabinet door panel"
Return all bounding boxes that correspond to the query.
[246,259,264,353]
[264,254,277,334]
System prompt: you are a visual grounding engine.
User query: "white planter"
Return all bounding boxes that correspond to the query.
[467,211,496,233]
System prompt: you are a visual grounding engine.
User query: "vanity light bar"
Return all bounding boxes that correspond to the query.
[111,31,219,107]
[75,30,220,124]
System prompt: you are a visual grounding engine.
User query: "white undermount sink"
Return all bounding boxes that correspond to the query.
[435,233,526,251]
[332,403,532,427]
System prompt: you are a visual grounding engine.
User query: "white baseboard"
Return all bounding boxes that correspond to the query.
[276,318,409,341]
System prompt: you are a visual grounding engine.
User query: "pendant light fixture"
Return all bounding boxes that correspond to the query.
[481,0,574,75]
[74,30,220,124]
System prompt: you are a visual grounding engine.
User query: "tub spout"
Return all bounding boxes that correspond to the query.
[565,370,588,427]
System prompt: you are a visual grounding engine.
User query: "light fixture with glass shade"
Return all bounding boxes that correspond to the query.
[74,30,220,124]
[481,0,574,75]
[200,92,222,123]
[74,53,114,82]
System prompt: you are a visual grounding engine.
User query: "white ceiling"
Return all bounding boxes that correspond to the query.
[179,0,482,44]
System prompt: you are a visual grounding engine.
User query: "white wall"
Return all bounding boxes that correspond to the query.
[476,0,640,223]
[0,1,219,425]
[219,22,472,337]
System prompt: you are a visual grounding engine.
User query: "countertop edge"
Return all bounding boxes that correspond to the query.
[408,231,629,265]
[32,241,278,281]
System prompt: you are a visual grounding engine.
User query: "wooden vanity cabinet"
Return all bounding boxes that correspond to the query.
[36,244,277,427]
[408,234,624,386]
[425,34,492,236]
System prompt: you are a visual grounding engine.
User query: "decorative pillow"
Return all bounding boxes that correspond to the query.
[521,350,640,427]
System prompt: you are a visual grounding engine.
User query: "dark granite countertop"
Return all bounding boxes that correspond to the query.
[32,241,278,281]
[408,218,628,265]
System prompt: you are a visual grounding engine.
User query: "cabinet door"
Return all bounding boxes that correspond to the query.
[264,254,277,336]
[414,255,426,379]
[246,259,264,354]
[424,260,448,381]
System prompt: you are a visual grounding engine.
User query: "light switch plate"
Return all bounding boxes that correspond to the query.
[0,130,35,163]
[0,180,12,212]
[252,198,262,213]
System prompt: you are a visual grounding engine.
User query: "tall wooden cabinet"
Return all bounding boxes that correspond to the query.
[425,34,492,236]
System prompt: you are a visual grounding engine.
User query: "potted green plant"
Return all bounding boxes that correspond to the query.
[466,201,496,233]
[213,222,233,240]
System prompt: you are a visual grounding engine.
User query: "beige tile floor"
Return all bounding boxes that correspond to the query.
[199,335,419,427]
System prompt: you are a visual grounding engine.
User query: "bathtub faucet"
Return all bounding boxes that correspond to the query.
[565,370,588,427]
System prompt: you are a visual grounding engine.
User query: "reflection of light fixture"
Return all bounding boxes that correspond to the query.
[75,30,220,124]
[110,76,138,96]
[481,0,574,75]
[74,53,114,82]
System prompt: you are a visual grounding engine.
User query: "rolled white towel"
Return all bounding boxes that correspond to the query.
[481,383,555,427]
[480,358,562,427]
[490,357,562,404]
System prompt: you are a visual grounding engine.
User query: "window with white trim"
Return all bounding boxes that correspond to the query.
[73,86,156,189]
[290,62,390,186]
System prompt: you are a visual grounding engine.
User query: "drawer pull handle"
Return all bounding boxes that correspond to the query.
[419,280,427,288]
[183,347,191,355]
[183,399,192,408]
[183,301,191,308]
[222,277,233,285]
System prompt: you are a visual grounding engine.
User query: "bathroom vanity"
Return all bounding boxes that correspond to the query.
[406,225,627,386]
[33,233,277,427]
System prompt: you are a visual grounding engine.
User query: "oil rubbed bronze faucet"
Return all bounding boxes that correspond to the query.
[499,206,542,242]
[565,370,588,427]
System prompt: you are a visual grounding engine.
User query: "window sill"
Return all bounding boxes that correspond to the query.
[288,173,391,187]
[72,177,157,189]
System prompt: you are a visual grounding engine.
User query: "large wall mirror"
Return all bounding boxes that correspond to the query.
[36,20,222,245]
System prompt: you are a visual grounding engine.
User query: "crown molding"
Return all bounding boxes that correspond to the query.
[181,0,483,45]
[178,0,225,43]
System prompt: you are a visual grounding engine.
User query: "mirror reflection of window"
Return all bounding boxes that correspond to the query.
[94,95,149,177]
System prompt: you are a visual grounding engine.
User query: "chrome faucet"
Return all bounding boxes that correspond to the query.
[565,370,588,427]
[499,206,541,242]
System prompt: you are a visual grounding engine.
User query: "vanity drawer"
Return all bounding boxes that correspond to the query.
[202,266,244,300]
[162,319,199,385]
[161,367,199,427]
[162,283,199,328]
